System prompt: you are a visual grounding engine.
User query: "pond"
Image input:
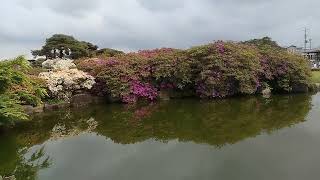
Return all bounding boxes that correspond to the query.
[0,93,320,180]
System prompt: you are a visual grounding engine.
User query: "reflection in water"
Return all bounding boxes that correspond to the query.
[0,94,316,179]
[50,118,98,141]
[0,146,51,180]
[97,95,311,146]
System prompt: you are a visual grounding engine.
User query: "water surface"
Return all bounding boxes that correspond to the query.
[1,93,320,180]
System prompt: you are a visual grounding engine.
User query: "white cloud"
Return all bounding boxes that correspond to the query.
[0,0,319,59]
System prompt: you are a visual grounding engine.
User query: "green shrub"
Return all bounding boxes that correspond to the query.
[188,41,262,98]
[245,38,311,92]
[0,95,28,126]
[77,38,311,102]
[0,56,48,125]
[311,71,320,83]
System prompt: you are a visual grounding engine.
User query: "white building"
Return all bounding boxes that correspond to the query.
[287,46,320,69]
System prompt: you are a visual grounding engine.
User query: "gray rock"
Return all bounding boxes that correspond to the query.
[23,105,34,114]
[106,95,121,103]
[92,96,106,104]
[71,94,94,107]
[44,102,70,111]
[23,105,44,114]
[262,87,271,98]
[292,83,309,93]
[3,175,16,180]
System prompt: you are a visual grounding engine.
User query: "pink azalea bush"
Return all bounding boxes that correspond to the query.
[76,38,311,103]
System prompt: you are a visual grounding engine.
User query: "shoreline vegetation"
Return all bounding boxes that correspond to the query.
[311,71,320,83]
[0,35,318,128]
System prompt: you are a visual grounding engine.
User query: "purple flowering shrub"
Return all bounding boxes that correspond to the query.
[189,41,262,98]
[76,38,311,103]
[142,49,193,90]
[249,39,312,92]
[122,80,158,103]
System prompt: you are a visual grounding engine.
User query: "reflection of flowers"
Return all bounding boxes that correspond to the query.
[50,118,98,140]
[130,103,160,122]
[134,107,153,120]
[122,80,158,103]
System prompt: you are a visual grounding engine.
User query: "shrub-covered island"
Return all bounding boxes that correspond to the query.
[0,35,314,127]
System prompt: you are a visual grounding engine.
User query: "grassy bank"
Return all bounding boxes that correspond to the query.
[311,71,320,83]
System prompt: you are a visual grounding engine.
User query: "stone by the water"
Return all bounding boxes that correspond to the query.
[262,87,271,98]
[3,176,16,180]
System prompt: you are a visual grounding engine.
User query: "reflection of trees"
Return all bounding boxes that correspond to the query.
[50,117,98,141]
[0,146,51,180]
[0,94,313,177]
[13,146,51,180]
[12,109,98,146]
[13,94,310,147]
[96,95,312,146]
[0,108,97,179]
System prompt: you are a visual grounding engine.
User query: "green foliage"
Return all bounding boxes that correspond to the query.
[32,34,99,59]
[95,48,125,57]
[77,38,311,102]
[17,92,41,107]
[245,38,311,92]
[0,56,30,93]
[0,56,48,125]
[188,41,262,97]
[0,95,28,125]
[30,58,46,68]
[311,71,320,83]
[243,36,283,50]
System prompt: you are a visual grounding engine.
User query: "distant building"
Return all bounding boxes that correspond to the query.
[287,45,303,54]
[303,48,320,69]
[287,46,320,69]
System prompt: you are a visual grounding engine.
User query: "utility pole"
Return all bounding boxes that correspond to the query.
[304,28,308,51]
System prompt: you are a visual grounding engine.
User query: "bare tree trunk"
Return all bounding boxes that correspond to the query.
[59,48,64,58]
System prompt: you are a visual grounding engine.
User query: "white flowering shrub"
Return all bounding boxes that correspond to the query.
[39,69,95,101]
[42,58,77,70]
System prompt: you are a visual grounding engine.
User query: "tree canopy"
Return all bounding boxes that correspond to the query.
[32,34,98,59]
[96,48,125,57]
[243,36,283,50]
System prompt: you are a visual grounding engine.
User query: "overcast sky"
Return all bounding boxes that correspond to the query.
[0,0,318,59]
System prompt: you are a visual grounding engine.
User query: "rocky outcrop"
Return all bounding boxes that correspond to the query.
[71,93,105,107]
[44,102,70,111]
[23,94,106,113]
[262,87,271,98]
[23,105,44,114]
[292,83,309,93]
[1,175,16,180]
